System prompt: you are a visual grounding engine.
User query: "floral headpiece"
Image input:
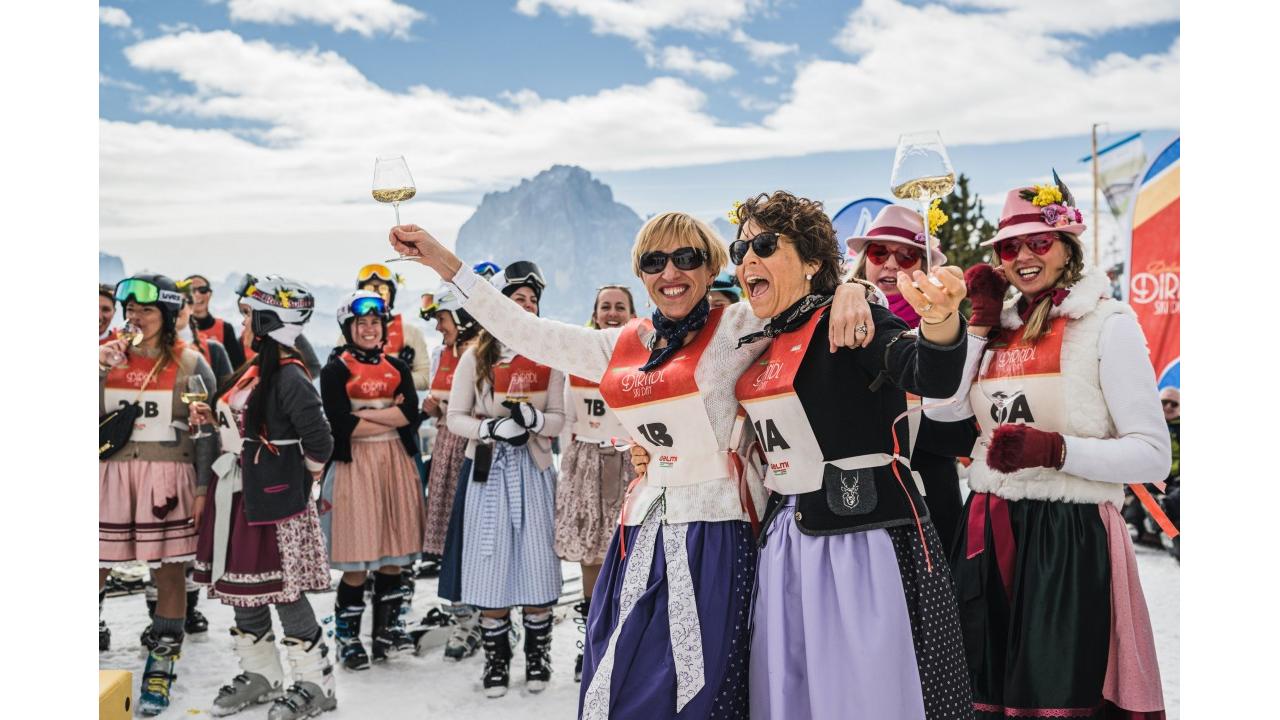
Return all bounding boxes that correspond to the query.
[727,200,743,225]
[1018,169,1083,228]
[913,198,949,244]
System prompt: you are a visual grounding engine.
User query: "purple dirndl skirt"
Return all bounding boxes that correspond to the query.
[750,497,972,720]
[578,515,755,720]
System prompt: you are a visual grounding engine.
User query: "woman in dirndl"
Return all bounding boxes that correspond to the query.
[319,290,424,670]
[388,218,874,719]
[557,285,638,682]
[445,262,566,698]
[100,273,216,716]
[190,275,338,720]
[417,287,485,660]
[928,179,1169,719]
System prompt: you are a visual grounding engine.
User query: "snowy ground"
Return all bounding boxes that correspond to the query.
[100,548,1179,719]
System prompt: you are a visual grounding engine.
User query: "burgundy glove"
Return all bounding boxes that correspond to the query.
[965,263,1009,327]
[987,425,1065,473]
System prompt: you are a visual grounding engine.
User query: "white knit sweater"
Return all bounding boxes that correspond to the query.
[447,266,769,525]
[925,270,1171,504]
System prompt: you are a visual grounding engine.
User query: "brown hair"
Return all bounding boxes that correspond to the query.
[99,283,115,303]
[630,212,728,277]
[733,191,844,295]
[472,330,503,394]
[589,285,637,328]
[1019,233,1085,343]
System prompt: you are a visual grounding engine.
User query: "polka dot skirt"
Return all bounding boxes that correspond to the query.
[708,526,755,719]
[888,522,975,720]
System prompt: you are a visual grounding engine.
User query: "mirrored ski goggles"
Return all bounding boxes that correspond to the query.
[473,261,502,279]
[639,247,709,274]
[357,263,395,283]
[501,260,545,289]
[349,295,387,317]
[115,279,183,307]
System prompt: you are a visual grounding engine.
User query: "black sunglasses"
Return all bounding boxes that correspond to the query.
[729,232,780,265]
[1161,400,1179,408]
[639,247,710,275]
[191,286,212,295]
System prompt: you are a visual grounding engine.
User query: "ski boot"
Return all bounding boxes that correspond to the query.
[523,610,553,693]
[185,582,209,635]
[370,579,415,662]
[410,607,454,655]
[480,615,513,698]
[211,628,285,716]
[137,632,182,716]
[443,604,482,661]
[269,632,337,720]
[333,599,370,671]
[140,585,159,654]
[414,553,442,579]
[572,597,590,682]
[99,588,111,652]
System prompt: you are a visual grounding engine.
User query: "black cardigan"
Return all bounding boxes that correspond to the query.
[758,304,969,540]
[320,351,421,463]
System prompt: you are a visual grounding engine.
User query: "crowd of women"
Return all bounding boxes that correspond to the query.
[100,174,1171,720]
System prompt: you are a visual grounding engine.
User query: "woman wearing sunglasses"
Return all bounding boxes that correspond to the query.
[319,290,425,670]
[847,205,976,553]
[388,214,873,719]
[177,282,234,384]
[637,193,975,719]
[99,274,218,715]
[927,182,1169,719]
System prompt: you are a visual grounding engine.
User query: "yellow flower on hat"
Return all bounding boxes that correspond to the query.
[928,198,949,235]
[727,200,743,225]
[1031,185,1063,207]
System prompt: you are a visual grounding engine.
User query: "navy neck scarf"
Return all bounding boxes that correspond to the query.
[641,298,711,372]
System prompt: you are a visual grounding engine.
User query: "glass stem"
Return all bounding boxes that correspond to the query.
[919,196,932,275]
[393,202,401,226]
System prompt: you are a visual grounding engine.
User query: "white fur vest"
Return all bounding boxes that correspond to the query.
[967,270,1131,506]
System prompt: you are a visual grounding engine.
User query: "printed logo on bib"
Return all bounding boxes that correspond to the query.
[970,317,1070,455]
[493,356,552,405]
[569,375,628,442]
[430,349,461,401]
[340,351,401,410]
[104,355,180,443]
[597,313,726,488]
[735,309,827,494]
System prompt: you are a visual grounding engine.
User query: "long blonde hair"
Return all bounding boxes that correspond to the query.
[1019,233,1085,343]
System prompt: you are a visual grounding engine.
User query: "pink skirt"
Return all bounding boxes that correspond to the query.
[554,439,634,564]
[324,438,426,568]
[100,459,197,566]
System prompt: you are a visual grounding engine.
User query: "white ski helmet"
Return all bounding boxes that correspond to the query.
[239,275,315,348]
[337,289,388,344]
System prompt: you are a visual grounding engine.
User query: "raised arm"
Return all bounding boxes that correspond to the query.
[389,224,621,382]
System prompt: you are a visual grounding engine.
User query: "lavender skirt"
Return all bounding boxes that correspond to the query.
[750,497,972,720]
[579,517,755,720]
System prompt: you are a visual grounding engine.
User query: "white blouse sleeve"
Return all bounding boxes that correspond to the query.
[1060,314,1172,484]
[448,266,622,383]
[923,333,988,422]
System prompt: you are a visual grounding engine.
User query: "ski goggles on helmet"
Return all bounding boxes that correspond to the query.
[639,247,710,274]
[501,261,546,290]
[234,273,259,298]
[115,278,183,307]
[357,263,395,283]
[472,261,501,279]
[349,294,387,318]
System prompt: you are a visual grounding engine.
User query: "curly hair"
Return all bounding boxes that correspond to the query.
[733,191,844,295]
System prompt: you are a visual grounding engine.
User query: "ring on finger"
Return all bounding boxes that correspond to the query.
[855,324,868,335]
[922,303,934,314]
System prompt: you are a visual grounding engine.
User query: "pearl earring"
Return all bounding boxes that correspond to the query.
[805,273,813,280]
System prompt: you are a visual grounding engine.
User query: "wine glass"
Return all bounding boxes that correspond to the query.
[184,375,212,439]
[105,323,142,367]
[890,131,956,276]
[373,155,417,263]
[505,373,530,406]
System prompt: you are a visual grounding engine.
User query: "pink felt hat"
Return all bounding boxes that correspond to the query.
[846,205,947,266]
[984,186,1086,245]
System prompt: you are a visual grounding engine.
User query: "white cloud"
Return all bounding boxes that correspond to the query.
[730,29,796,66]
[730,89,779,112]
[100,7,132,27]
[647,46,736,81]
[944,0,1179,36]
[99,72,144,92]
[220,0,425,39]
[102,2,1177,283]
[515,0,759,43]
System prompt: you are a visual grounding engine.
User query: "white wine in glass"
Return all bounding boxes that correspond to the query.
[890,131,956,275]
[373,155,417,263]
[185,375,212,439]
